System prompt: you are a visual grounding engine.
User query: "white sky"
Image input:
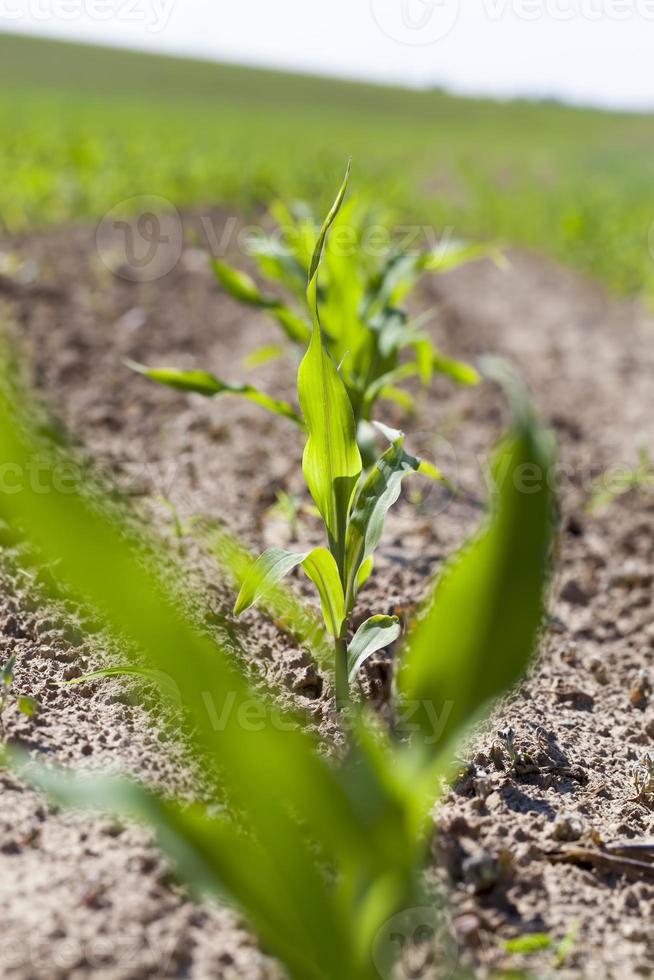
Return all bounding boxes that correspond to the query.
[1,0,654,110]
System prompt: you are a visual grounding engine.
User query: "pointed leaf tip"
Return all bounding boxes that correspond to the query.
[307,161,352,287]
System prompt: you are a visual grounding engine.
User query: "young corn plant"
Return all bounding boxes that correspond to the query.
[0,338,555,980]
[128,163,485,459]
[230,170,441,703]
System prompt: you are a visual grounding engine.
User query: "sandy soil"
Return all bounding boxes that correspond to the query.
[0,211,652,979]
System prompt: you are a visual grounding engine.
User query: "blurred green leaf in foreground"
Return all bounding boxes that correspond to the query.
[0,348,555,980]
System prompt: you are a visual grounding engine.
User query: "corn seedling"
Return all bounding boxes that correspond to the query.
[133,168,444,703]
[223,169,443,704]
[128,163,484,460]
[0,655,37,733]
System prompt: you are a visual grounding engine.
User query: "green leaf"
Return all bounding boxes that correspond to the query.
[299,163,362,566]
[126,361,303,426]
[377,386,415,413]
[366,241,497,320]
[361,363,421,415]
[212,259,276,308]
[207,525,332,668]
[422,240,497,274]
[234,547,307,616]
[417,459,442,481]
[63,665,182,703]
[271,306,311,345]
[344,429,439,611]
[368,307,411,359]
[0,328,558,980]
[301,548,345,638]
[365,253,420,314]
[307,161,351,286]
[412,336,479,388]
[243,344,285,369]
[234,546,345,637]
[249,233,308,297]
[356,556,374,590]
[0,352,419,980]
[413,336,435,384]
[347,616,401,682]
[17,695,37,717]
[14,763,337,980]
[432,352,479,386]
[213,258,310,345]
[398,391,555,760]
[504,934,552,955]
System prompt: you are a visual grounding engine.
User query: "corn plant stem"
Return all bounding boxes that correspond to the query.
[334,635,349,709]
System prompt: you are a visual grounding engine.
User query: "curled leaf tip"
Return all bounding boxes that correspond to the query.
[372,421,404,445]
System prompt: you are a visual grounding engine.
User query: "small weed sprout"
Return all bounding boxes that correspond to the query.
[0,655,37,733]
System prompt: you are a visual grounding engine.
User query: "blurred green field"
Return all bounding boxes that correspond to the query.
[2,32,654,298]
